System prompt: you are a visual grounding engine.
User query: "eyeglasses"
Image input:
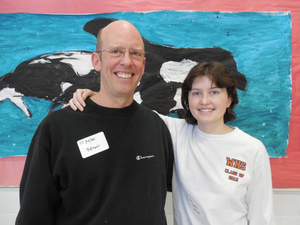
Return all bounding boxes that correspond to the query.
[96,48,145,60]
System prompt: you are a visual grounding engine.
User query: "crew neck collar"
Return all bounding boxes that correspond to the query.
[85,97,138,115]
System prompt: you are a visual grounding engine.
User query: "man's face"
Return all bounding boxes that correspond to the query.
[92,21,146,100]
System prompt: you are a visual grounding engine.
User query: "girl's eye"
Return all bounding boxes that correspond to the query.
[192,92,200,96]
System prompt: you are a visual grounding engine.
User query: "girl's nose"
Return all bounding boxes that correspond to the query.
[201,94,211,105]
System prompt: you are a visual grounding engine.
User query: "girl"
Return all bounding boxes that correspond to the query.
[69,61,275,224]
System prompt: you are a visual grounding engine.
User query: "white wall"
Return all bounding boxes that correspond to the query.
[0,188,19,225]
[1,188,299,225]
[273,189,300,224]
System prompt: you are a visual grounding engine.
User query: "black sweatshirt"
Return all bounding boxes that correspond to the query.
[16,99,174,225]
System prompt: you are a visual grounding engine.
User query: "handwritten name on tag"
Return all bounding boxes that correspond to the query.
[77,132,109,158]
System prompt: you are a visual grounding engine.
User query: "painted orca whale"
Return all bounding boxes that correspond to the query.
[0,17,247,119]
[84,18,247,117]
[0,51,100,118]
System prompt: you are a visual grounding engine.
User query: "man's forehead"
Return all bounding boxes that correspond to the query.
[101,25,144,49]
[103,20,136,33]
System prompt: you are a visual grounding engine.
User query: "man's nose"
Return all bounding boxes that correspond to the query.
[120,51,132,66]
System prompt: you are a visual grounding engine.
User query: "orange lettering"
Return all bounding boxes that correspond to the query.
[234,160,241,169]
[226,157,235,167]
[240,162,247,171]
[226,157,247,171]
[228,176,239,182]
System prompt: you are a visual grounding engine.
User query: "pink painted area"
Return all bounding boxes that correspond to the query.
[1,0,300,188]
[0,0,295,15]
[0,156,25,186]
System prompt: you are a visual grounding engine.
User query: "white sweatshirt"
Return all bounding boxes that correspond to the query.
[161,116,276,225]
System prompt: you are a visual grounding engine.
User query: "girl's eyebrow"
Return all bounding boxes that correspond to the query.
[191,86,219,90]
[210,85,221,88]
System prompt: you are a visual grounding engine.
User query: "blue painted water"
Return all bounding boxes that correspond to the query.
[0,11,291,157]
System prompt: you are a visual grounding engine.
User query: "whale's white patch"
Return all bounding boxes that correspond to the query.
[160,59,198,111]
[47,51,94,76]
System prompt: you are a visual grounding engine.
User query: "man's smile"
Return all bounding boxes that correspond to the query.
[115,72,133,78]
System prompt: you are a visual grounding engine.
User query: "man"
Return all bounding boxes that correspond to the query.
[16,20,173,225]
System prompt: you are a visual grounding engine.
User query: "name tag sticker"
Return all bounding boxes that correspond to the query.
[77,132,109,158]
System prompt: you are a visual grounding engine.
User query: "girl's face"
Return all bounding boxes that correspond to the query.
[188,76,232,132]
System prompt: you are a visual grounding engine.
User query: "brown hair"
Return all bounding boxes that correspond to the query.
[181,61,239,125]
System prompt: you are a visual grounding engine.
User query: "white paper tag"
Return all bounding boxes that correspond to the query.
[77,132,109,158]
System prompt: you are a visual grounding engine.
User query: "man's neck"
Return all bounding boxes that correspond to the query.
[90,92,134,108]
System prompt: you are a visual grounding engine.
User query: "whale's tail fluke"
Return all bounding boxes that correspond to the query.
[0,87,32,119]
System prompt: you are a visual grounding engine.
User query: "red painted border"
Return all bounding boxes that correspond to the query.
[0,0,299,188]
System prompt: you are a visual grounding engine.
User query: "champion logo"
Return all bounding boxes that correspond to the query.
[136,155,155,160]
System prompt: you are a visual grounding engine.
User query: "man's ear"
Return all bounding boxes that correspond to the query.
[91,52,101,71]
[140,57,146,77]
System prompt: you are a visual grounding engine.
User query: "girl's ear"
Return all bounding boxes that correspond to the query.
[91,52,101,71]
[227,96,233,108]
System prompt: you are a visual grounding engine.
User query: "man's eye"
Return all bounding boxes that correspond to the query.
[131,50,143,57]
[111,49,122,54]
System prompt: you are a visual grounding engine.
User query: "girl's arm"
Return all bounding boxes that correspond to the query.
[69,89,180,129]
[68,89,96,111]
[246,145,276,224]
